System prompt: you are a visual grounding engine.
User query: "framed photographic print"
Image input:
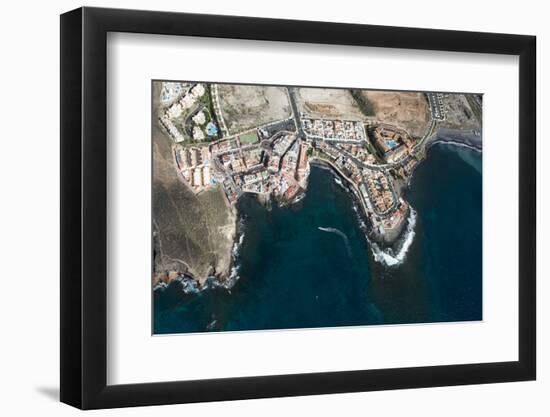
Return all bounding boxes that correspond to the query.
[60,6,536,409]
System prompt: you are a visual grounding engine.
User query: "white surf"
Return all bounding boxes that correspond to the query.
[369,207,417,267]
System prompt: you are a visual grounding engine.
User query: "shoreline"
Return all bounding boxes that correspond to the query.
[157,127,483,291]
[153,191,239,292]
[426,128,482,152]
[308,159,400,246]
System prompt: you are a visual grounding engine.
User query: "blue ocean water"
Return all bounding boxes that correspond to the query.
[154,143,482,334]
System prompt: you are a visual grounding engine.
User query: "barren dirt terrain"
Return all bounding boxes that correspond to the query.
[152,82,236,286]
[440,93,482,131]
[362,90,431,138]
[217,84,291,134]
[296,87,366,120]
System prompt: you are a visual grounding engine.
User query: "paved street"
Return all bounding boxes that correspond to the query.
[287,87,305,138]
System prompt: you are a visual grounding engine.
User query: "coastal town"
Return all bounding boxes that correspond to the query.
[157,82,482,245]
[151,80,483,336]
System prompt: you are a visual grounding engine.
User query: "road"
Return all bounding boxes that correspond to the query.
[287,86,437,173]
[287,87,306,138]
[211,84,230,136]
[213,86,438,209]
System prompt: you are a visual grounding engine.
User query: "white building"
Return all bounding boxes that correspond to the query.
[180,94,196,109]
[193,126,205,141]
[191,84,205,98]
[193,168,203,187]
[192,111,206,125]
[166,102,183,119]
[203,166,211,185]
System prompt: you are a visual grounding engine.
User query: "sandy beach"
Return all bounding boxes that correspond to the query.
[427,128,482,151]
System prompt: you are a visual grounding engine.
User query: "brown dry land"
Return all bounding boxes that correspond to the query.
[440,93,482,131]
[296,87,366,120]
[217,84,291,134]
[362,91,431,138]
[152,82,236,286]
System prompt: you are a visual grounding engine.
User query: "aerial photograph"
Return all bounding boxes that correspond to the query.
[152,81,482,334]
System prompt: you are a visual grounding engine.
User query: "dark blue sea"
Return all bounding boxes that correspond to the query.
[154,143,482,334]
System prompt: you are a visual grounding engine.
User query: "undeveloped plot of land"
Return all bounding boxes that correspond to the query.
[441,93,482,131]
[296,87,365,120]
[152,83,236,285]
[217,84,291,134]
[152,126,236,284]
[362,91,430,138]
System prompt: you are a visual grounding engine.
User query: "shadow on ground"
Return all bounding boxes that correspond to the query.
[36,386,59,401]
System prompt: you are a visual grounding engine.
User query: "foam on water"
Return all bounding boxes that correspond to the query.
[157,228,246,295]
[152,281,169,292]
[232,232,245,257]
[213,229,245,290]
[369,207,417,267]
[178,276,201,294]
[292,192,306,204]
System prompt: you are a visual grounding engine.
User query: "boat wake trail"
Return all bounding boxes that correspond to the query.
[369,207,417,267]
[318,226,352,257]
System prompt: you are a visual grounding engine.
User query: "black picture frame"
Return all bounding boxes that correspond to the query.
[60,6,536,410]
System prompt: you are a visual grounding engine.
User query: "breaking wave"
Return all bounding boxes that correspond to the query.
[212,228,245,290]
[318,226,352,257]
[334,178,348,192]
[350,203,368,230]
[292,192,306,204]
[369,207,417,267]
[175,275,202,294]
[152,281,169,292]
[153,274,202,295]
[232,232,245,257]
[155,226,246,295]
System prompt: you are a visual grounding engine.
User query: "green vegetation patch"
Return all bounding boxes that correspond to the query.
[239,132,259,144]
